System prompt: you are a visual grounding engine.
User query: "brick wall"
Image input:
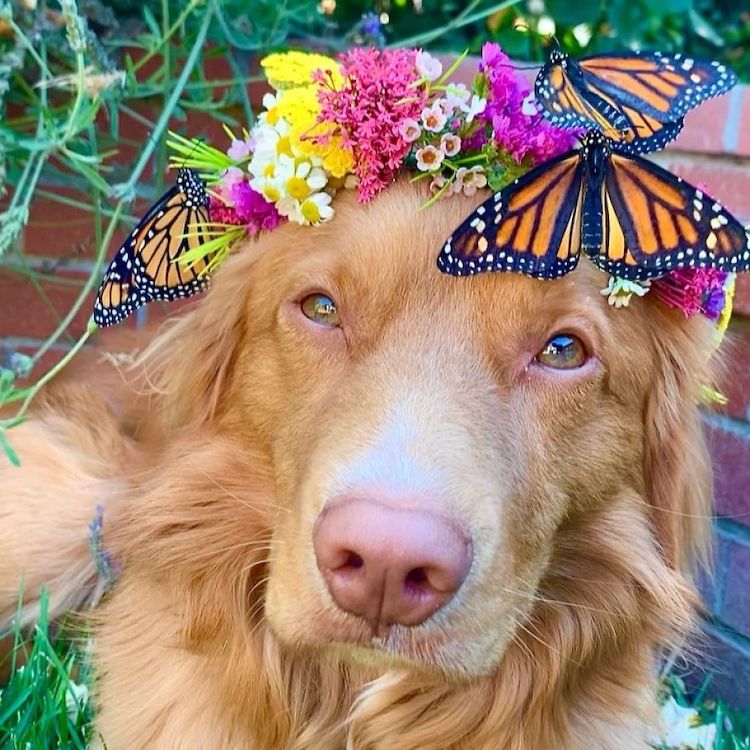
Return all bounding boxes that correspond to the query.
[1,78,749,706]
[651,91,750,708]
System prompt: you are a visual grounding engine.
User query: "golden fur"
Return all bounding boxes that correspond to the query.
[0,181,716,749]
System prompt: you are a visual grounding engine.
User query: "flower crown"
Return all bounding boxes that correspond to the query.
[168,45,735,337]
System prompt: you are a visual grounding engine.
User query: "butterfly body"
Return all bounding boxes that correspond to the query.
[437,130,750,282]
[94,168,212,327]
[535,49,736,155]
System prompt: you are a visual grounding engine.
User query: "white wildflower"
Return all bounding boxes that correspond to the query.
[452,165,487,196]
[462,94,487,123]
[415,50,443,81]
[600,276,651,308]
[421,102,448,133]
[399,118,422,143]
[415,145,445,172]
[440,133,461,157]
[443,83,471,110]
[657,697,717,750]
[522,92,539,117]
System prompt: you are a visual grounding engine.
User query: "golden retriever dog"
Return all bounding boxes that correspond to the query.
[0,180,715,749]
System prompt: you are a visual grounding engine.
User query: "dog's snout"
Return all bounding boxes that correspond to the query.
[313,497,472,635]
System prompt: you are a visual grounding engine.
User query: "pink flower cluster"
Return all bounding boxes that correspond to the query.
[214,170,283,235]
[651,267,729,319]
[478,43,578,164]
[314,48,428,202]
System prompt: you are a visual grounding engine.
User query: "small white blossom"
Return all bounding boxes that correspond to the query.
[280,191,334,225]
[65,680,90,720]
[443,83,471,109]
[429,173,451,197]
[227,138,254,161]
[421,102,448,133]
[440,133,462,157]
[600,276,651,308]
[399,118,422,143]
[415,50,443,81]
[415,145,445,172]
[462,94,487,123]
[657,698,717,750]
[452,165,487,196]
[522,92,539,117]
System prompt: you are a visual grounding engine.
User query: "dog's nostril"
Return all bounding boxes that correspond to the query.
[405,567,428,587]
[343,551,364,570]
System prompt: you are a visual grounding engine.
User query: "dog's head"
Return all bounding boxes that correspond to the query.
[141,180,714,680]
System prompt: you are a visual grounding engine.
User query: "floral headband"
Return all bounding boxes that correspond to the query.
[94,43,741,351]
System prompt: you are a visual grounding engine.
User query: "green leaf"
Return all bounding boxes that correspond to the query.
[0,429,20,467]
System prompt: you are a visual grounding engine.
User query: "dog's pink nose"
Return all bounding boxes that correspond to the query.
[313,497,472,635]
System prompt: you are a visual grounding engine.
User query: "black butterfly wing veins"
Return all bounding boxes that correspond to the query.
[437,149,585,280]
[578,52,736,121]
[93,244,152,327]
[590,147,750,280]
[93,168,214,327]
[131,167,213,301]
[534,49,627,133]
[536,49,735,154]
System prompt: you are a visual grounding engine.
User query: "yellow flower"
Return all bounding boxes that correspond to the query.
[320,141,354,179]
[275,88,354,178]
[261,51,343,90]
[716,273,735,343]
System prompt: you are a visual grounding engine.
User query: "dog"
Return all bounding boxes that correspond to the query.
[0,180,715,749]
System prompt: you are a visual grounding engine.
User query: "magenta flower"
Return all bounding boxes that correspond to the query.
[313,47,428,202]
[478,43,578,165]
[651,267,729,319]
[210,183,284,236]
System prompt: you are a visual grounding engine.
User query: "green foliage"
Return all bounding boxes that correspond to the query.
[0,589,93,749]
[481,0,750,80]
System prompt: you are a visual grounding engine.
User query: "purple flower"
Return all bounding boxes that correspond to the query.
[651,267,729,319]
[361,12,381,36]
[230,182,283,232]
[477,43,578,165]
[210,183,284,236]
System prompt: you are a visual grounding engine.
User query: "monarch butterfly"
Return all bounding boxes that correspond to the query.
[534,49,736,154]
[93,168,212,327]
[437,130,750,282]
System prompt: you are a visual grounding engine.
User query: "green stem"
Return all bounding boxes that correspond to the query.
[60,49,88,145]
[32,202,122,364]
[112,6,213,199]
[4,326,95,429]
[390,0,520,48]
[131,0,205,74]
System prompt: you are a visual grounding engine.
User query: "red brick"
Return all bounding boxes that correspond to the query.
[649,154,750,223]
[734,87,750,157]
[669,94,732,155]
[720,535,750,638]
[0,270,99,340]
[718,323,750,421]
[706,424,750,521]
[22,192,102,259]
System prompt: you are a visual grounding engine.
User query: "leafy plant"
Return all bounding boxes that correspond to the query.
[0,589,93,749]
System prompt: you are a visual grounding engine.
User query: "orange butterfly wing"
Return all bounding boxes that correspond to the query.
[438,150,584,280]
[590,150,750,279]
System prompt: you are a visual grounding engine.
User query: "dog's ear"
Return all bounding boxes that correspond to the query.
[137,242,263,429]
[642,313,716,571]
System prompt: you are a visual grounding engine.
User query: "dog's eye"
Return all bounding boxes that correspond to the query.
[536,334,587,370]
[301,294,341,327]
